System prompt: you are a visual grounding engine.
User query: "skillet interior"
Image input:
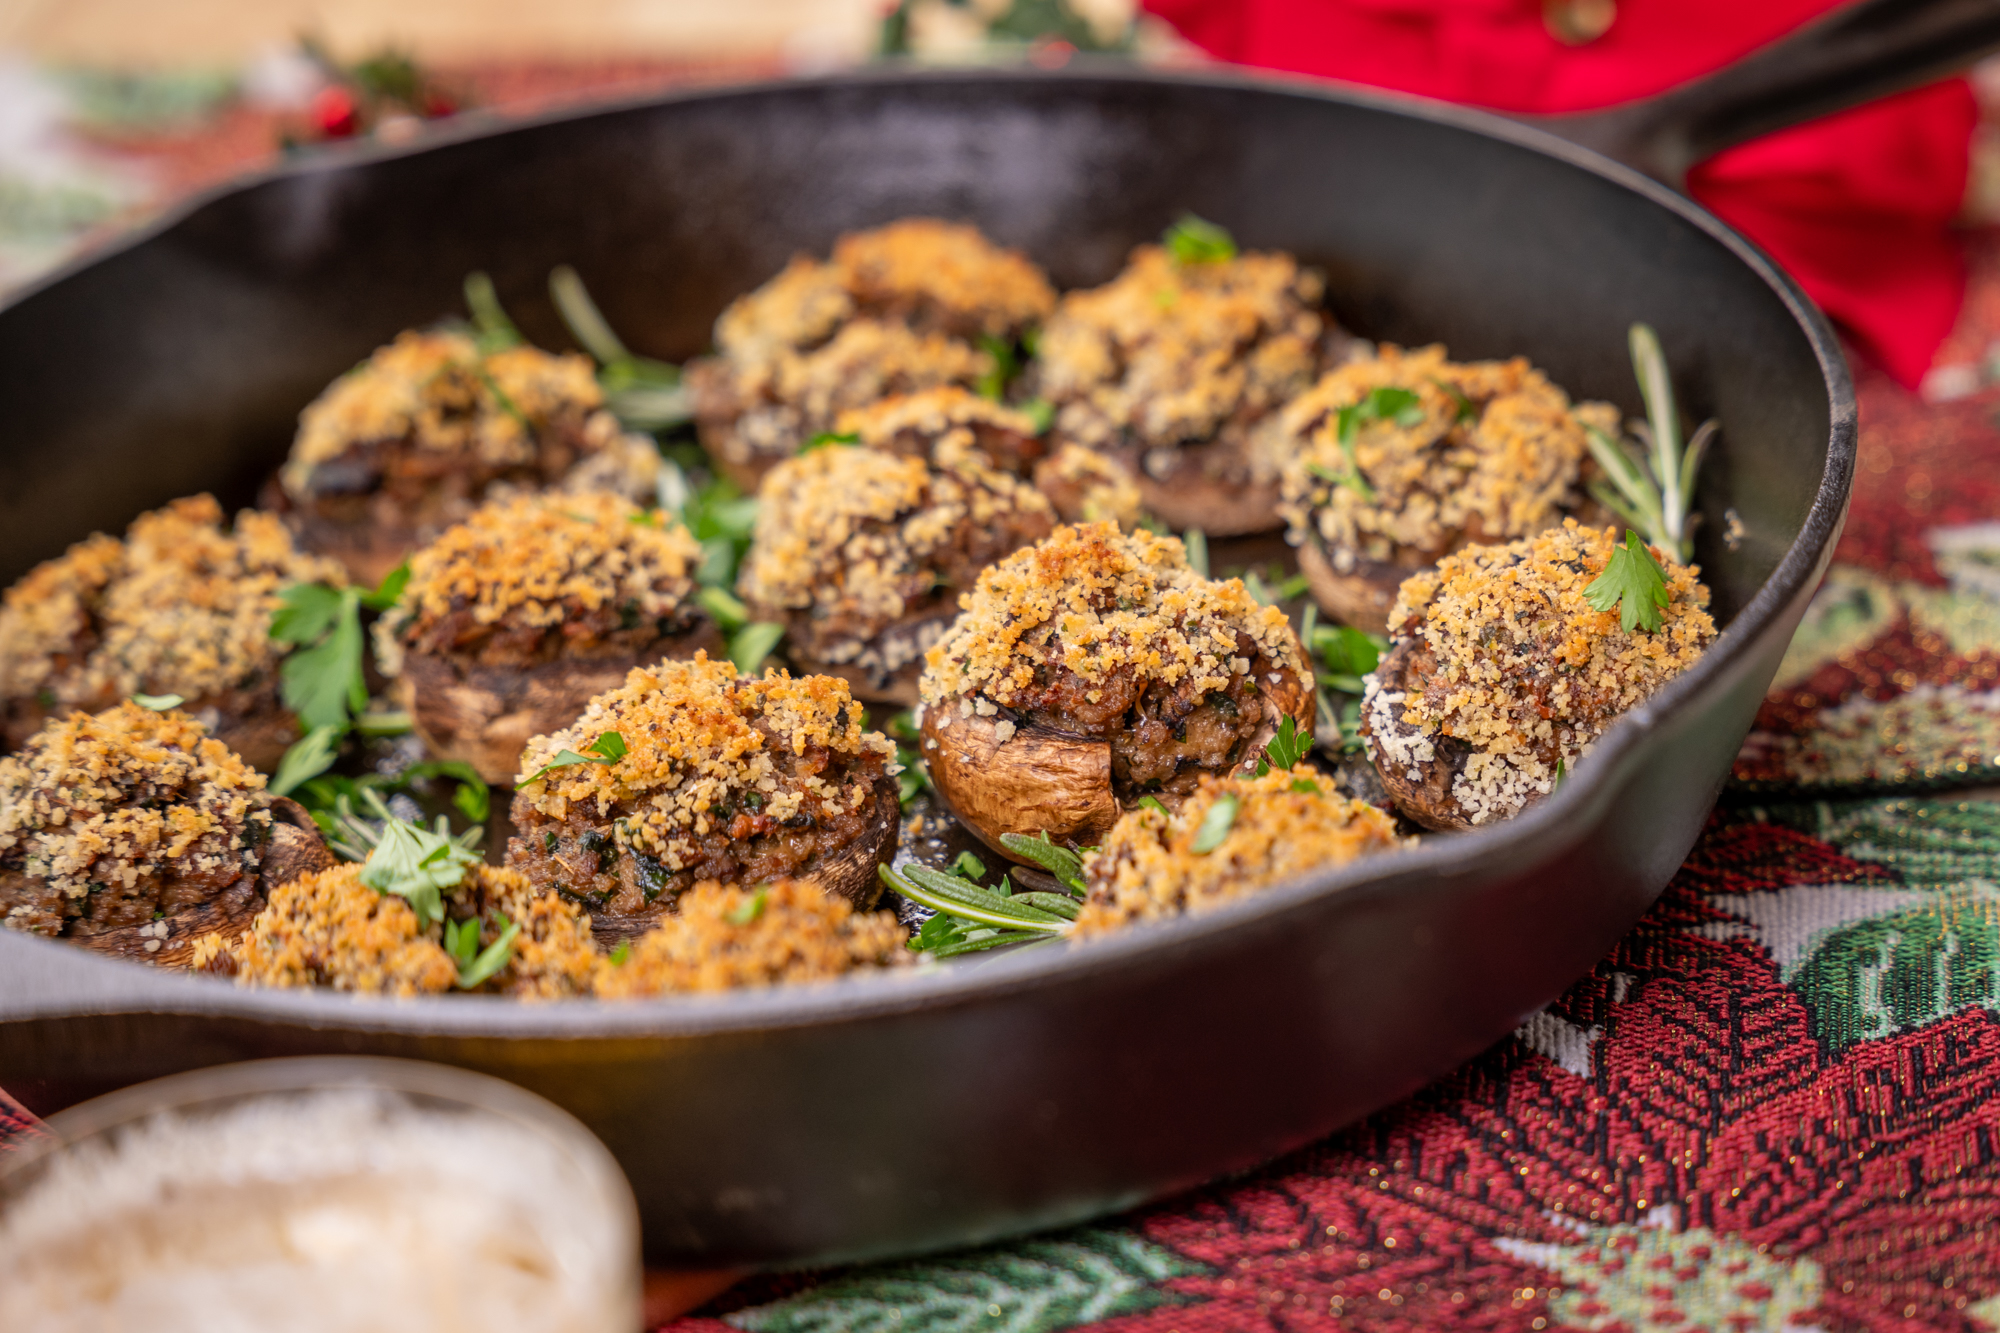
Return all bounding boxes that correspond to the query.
[0,67,1851,1267]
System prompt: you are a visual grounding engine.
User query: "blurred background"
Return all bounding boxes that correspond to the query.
[1,0,1998,398]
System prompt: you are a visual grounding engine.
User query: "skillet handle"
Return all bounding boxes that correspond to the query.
[1540,0,2000,186]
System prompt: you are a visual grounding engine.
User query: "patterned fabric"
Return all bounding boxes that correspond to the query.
[8,71,2000,1333]
[658,238,2000,1333]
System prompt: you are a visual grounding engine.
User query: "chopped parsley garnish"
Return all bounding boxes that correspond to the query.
[1189,793,1239,854]
[1311,623,1386,694]
[360,813,482,928]
[1583,529,1672,633]
[725,887,769,926]
[268,564,409,795]
[975,335,1020,400]
[803,430,860,452]
[1255,715,1308,775]
[1022,398,1056,436]
[132,693,184,711]
[517,731,628,788]
[1164,213,1237,264]
[445,912,520,989]
[609,940,632,966]
[1136,795,1170,816]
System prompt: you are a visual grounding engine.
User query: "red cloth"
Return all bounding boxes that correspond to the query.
[1145,0,1978,387]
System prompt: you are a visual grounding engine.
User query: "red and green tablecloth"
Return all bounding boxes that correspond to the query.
[658,239,2000,1333]
[8,63,2000,1333]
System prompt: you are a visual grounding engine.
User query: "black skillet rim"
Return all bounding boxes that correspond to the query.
[0,61,1857,1034]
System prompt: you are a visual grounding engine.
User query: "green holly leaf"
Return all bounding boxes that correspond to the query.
[1583,529,1672,633]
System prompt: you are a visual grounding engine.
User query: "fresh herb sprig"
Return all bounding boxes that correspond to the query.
[294,759,490,834]
[1583,322,1716,564]
[1302,604,1381,754]
[883,709,930,808]
[894,721,1323,954]
[355,800,484,929]
[443,912,520,989]
[1165,213,1237,265]
[517,730,627,788]
[268,564,410,795]
[1583,528,1673,633]
[548,265,692,432]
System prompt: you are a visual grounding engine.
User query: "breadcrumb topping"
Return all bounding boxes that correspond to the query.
[920,522,1304,705]
[836,387,1142,530]
[514,654,895,871]
[1030,245,1326,455]
[739,436,1053,669]
[381,491,703,668]
[1274,344,1618,566]
[593,878,908,996]
[282,331,614,493]
[1374,520,1716,824]
[0,703,268,932]
[1072,763,1407,937]
[223,861,599,999]
[0,495,341,709]
[696,221,1054,474]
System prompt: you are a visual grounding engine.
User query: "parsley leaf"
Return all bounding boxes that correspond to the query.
[609,940,632,966]
[725,887,769,926]
[360,815,481,928]
[698,585,750,631]
[975,335,1019,401]
[1136,795,1170,816]
[803,431,859,452]
[1583,528,1673,633]
[270,724,343,796]
[516,731,628,788]
[1164,213,1237,264]
[1312,624,1387,694]
[278,588,366,733]
[1256,715,1307,775]
[1189,793,1240,854]
[132,693,184,711]
[1022,398,1056,436]
[269,583,344,648]
[455,913,520,989]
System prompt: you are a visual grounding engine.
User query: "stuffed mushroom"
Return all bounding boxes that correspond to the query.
[375,490,719,783]
[265,330,661,586]
[685,219,1056,491]
[737,433,1057,704]
[1273,344,1618,633]
[1071,761,1408,938]
[593,878,909,997]
[839,386,1144,528]
[1361,520,1716,831]
[505,654,901,938]
[0,703,333,967]
[917,522,1314,858]
[207,860,601,999]
[1026,234,1345,535]
[0,495,342,772]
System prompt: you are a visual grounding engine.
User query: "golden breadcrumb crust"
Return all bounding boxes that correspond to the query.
[381,490,703,666]
[0,495,340,709]
[513,654,895,869]
[217,861,600,999]
[0,704,268,934]
[739,435,1054,657]
[1274,343,1619,564]
[1369,520,1716,824]
[837,387,1143,529]
[920,522,1304,706]
[284,331,611,488]
[1031,245,1325,454]
[1072,763,1408,937]
[594,877,909,996]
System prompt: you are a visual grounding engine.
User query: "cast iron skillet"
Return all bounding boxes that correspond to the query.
[0,0,1988,1269]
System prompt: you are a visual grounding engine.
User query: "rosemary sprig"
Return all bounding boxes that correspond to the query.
[1582,322,1717,564]
[548,265,691,431]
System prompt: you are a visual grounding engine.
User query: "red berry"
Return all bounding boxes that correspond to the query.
[312,86,360,138]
